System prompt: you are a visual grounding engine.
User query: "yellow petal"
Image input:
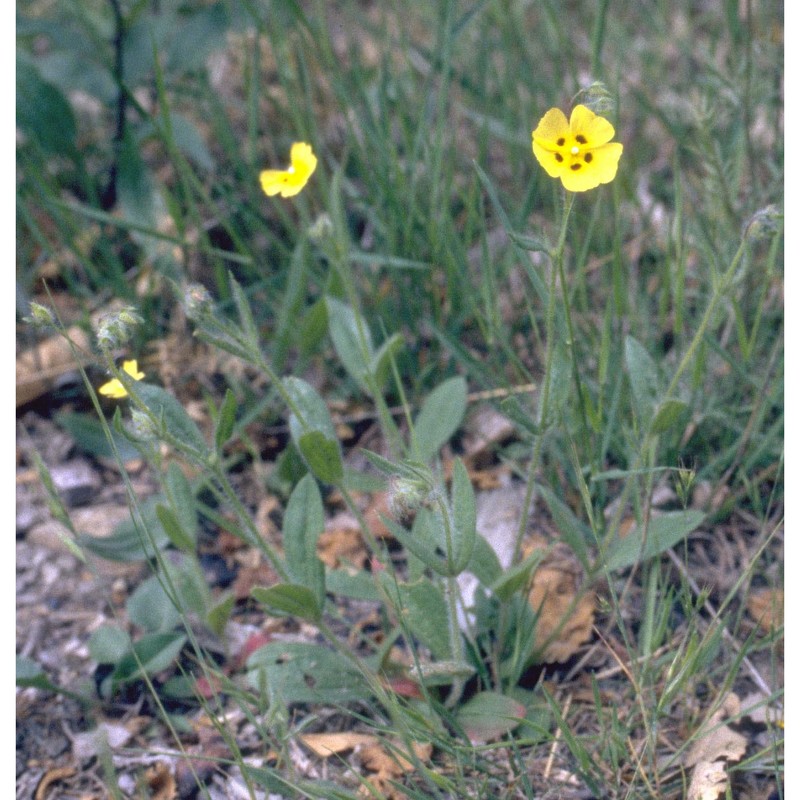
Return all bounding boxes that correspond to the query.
[121,360,145,381]
[260,143,317,198]
[569,105,616,147]
[532,108,570,147]
[532,139,568,178]
[289,142,317,178]
[559,142,623,192]
[99,378,127,399]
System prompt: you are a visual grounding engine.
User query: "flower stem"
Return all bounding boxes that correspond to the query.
[513,191,576,563]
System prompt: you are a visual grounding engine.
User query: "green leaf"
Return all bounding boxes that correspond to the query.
[412,376,468,463]
[132,383,209,457]
[78,495,171,562]
[456,691,527,743]
[490,548,546,603]
[16,57,76,155]
[126,573,181,633]
[166,2,231,74]
[117,127,159,231]
[381,512,450,576]
[156,503,194,552]
[625,336,662,427]
[246,642,371,705]
[164,462,197,549]
[88,626,132,664]
[537,485,592,571]
[16,655,60,692]
[499,395,542,437]
[650,398,690,435]
[464,533,503,587]
[229,275,261,352]
[369,332,404,391]
[379,576,450,660]
[283,377,343,484]
[283,474,326,607]
[604,510,705,572]
[214,390,237,451]
[450,457,477,574]
[111,632,187,687]
[166,112,216,171]
[55,411,141,462]
[325,296,374,392]
[297,431,344,484]
[206,594,236,637]
[325,569,381,601]
[252,584,322,622]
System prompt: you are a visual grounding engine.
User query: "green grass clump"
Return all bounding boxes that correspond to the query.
[18,0,782,797]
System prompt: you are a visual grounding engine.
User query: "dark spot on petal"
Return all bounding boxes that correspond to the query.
[584,153,593,163]
[555,153,564,163]
[576,134,587,144]
[556,137,565,146]
[570,164,581,171]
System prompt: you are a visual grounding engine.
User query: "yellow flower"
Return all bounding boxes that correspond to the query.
[532,105,622,192]
[259,142,317,198]
[99,359,144,399]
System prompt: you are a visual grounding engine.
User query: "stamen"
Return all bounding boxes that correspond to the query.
[555,153,564,163]
[576,134,587,144]
[557,137,565,146]
[584,153,593,163]
[570,164,581,171]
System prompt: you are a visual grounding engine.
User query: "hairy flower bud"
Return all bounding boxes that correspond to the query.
[25,301,56,329]
[184,283,214,321]
[744,204,783,242]
[95,306,142,351]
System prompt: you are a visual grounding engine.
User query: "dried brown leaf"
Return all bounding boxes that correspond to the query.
[17,326,91,407]
[317,517,367,568]
[685,693,748,800]
[525,544,595,663]
[299,732,376,757]
[145,762,177,800]
[746,587,783,633]
[35,766,76,800]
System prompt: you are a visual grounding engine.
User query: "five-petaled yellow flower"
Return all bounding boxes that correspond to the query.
[99,359,144,399]
[532,105,622,192]
[259,142,317,198]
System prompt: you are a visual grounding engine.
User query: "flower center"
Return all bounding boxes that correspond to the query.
[571,146,580,155]
[287,165,296,174]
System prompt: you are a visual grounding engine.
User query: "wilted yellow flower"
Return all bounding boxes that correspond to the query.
[259,142,317,198]
[532,105,622,192]
[99,359,144,399]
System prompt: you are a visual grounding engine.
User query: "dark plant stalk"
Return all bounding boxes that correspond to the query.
[103,0,128,209]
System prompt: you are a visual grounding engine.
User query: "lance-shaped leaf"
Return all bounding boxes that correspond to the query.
[378,575,450,660]
[411,376,467,463]
[132,382,209,458]
[326,296,374,393]
[283,474,326,608]
[252,584,322,623]
[604,510,705,572]
[283,377,343,484]
[449,457,477,575]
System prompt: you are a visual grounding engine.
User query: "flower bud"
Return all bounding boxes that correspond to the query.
[183,283,214,321]
[127,408,159,441]
[94,306,142,351]
[573,81,615,114]
[25,302,56,329]
[308,213,334,245]
[744,204,783,241]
